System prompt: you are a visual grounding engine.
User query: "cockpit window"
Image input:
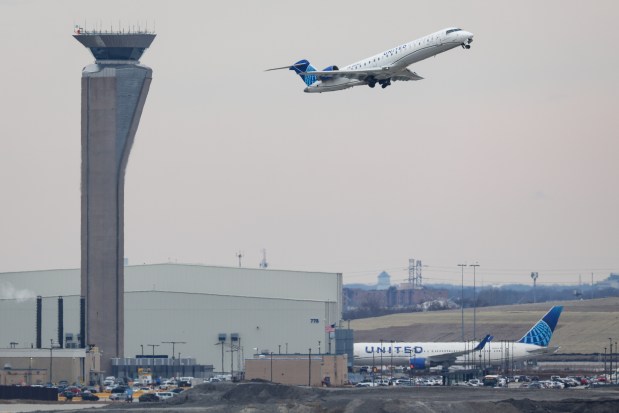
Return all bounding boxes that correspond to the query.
[446,28,462,35]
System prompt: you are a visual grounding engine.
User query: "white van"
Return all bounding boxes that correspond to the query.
[156,392,175,401]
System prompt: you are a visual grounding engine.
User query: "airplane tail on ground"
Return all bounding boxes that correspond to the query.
[474,334,494,351]
[517,306,563,347]
[289,59,318,86]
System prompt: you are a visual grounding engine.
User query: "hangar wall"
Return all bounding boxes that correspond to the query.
[0,264,342,368]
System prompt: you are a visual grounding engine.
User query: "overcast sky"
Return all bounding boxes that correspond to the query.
[1,0,617,287]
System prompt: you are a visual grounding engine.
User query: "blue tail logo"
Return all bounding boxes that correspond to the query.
[517,306,563,347]
[289,59,317,86]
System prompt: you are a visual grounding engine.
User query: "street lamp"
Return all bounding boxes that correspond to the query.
[308,348,312,387]
[390,340,394,382]
[49,339,54,385]
[372,345,375,385]
[458,264,466,341]
[470,263,480,340]
[609,338,613,382]
[270,352,273,382]
[147,344,160,357]
[380,339,384,382]
[162,341,186,360]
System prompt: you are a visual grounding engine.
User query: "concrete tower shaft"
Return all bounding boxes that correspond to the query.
[75,31,155,372]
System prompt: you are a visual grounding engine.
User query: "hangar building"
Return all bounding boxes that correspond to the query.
[0,264,342,377]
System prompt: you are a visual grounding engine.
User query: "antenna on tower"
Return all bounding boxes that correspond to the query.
[574,274,583,300]
[259,249,268,269]
[531,272,539,303]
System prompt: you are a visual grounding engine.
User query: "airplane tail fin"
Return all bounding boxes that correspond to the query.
[289,59,318,86]
[517,306,563,347]
[474,334,494,351]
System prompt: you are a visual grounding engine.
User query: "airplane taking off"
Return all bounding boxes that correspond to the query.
[354,306,563,370]
[266,27,473,93]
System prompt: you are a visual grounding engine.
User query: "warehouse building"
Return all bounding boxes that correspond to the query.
[0,264,343,380]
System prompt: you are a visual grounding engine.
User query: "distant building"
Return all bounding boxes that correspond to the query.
[376,271,391,290]
[343,285,448,313]
[597,273,619,289]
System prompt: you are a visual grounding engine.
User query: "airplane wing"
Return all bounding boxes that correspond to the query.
[423,334,494,364]
[391,68,424,81]
[301,67,423,82]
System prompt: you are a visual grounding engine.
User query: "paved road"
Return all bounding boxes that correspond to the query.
[0,403,106,413]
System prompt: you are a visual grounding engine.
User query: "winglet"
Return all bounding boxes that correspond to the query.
[474,334,493,351]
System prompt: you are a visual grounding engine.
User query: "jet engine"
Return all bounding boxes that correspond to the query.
[319,65,339,80]
[409,358,428,370]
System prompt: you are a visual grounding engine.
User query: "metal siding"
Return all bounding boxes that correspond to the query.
[125,291,336,365]
[1,264,342,365]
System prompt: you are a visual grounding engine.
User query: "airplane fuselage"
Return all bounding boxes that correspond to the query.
[305,28,473,93]
[354,341,557,368]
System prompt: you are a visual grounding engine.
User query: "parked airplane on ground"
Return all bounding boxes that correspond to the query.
[266,27,473,93]
[353,306,563,370]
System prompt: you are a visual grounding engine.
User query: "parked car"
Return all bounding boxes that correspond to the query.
[156,392,175,400]
[139,393,160,402]
[108,393,123,401]
[355,380,378,387]
[111,386,128,393]
[81,392,100,401]
[171,387,185,394]
[61,391,77,400]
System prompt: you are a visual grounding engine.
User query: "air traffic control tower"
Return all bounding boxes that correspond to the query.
[74,28,155,372]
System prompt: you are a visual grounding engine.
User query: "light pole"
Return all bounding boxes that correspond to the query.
[470,263,480,340]
[318,341,321,355]
[162,341,186,360]
[609,338,613,382]
[147,344,160,357]
[29,357,33,385]
[278,344,281,355]
[604,347,607,377]
[380,339,384,382]
[371,345,375,385]
[270,352,273,382]
[458,264,466,340]
[308,348,312,387]
[49,339,54,385]
[390,340,394,382]
[140,344,144,356]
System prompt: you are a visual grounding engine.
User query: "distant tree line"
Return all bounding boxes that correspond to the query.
[342,284,619,320]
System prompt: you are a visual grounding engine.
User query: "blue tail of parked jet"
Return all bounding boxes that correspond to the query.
[289,59,318,86]
[517,306,563,347]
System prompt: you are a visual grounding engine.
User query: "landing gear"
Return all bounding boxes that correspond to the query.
[379,78,391,89]
[461,44,471,49]
[367,77,391,89]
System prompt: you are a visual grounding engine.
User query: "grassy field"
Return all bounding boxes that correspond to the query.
[349,297,619,354]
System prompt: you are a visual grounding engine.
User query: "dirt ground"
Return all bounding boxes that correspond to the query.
[26,382,619,413]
